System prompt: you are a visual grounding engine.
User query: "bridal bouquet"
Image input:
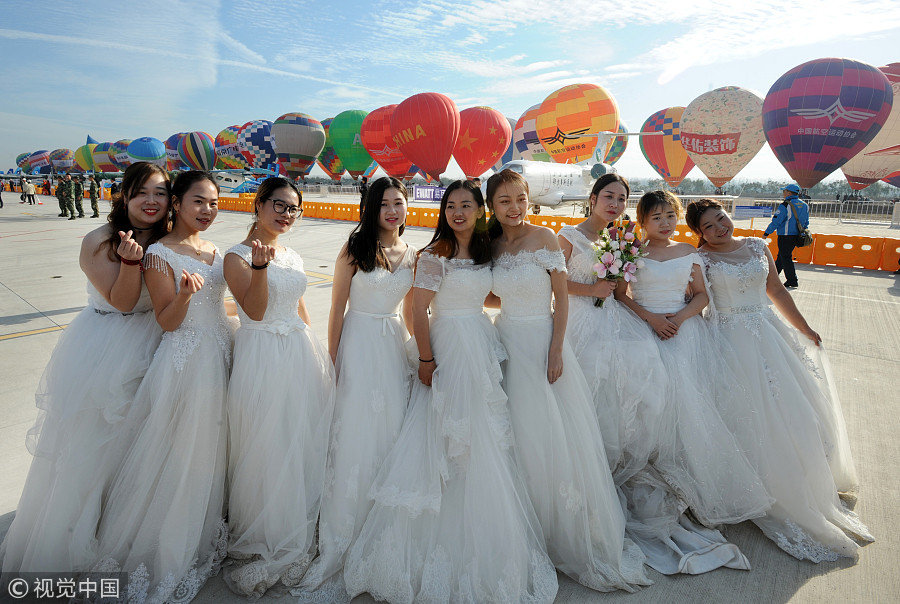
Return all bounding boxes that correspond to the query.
[591,221,648,307]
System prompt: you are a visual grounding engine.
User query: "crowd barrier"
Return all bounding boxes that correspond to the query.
[218,199,900,272]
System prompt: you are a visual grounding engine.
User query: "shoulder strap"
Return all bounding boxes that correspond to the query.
[787,200,806,232]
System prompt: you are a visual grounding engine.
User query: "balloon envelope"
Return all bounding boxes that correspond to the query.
[604,122,628,165]
[492,116,519,172]
[238,120,277,169]
[318,117,346,181]
[513,104,551,162]
[883,169,900,188]
[680,86,765,187]
[111,139,133,170]
[453,106,512,179]
[763,57,894,189]
[640,107,695,188]
[49,148,75,171]
[92,143,119,172]
[165,133,188,170]
[330,110,373,178]
[127,137,167,167]
[215,125,249,169]
[362,161,379,179]
[16,153,30,170]
[360,105,413,178]
[74,144,97,172]
[27,150,51,174]
[840,63,900,189]
[390,92,460,180]
[272,113,326,178]
[535,84,619,164]
[178,131,217,171]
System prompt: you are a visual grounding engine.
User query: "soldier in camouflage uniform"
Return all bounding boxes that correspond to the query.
[56,175,68,217]
[89,175,100,217]
[72,175,85,218]
[61,174,76,220]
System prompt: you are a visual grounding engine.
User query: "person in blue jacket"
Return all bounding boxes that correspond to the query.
[763,183,809,289]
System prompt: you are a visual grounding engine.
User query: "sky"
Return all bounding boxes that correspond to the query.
[2,0,899,184]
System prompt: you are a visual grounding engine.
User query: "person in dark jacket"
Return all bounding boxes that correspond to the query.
[763,183,809,289]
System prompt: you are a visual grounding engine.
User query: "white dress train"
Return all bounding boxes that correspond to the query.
[343,252,558,604]
[297,245,416,603]
[1,281,162,574]
[223,244,335,599]
[94,243,233,603]
[491,247,651,592]
[700,237,872,562]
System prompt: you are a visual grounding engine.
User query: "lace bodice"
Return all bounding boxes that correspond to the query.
[631,254,700,314]
[700,238,770,314]
[414,251,492,314]
[86,279,153,314]
[225,244,308,330]
[144,242,231,370]
[491,248,567,317]
[558,225,599,285]
[348,245,416,314]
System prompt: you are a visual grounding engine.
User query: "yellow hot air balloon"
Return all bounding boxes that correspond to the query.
[680,86,766,187]
[535,84,619,164]
[640,107,694,188]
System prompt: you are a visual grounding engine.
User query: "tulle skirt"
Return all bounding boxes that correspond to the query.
[494,313,651,593]
[224,322,335,598]
[298,311,411,600]
[343,311,558,604]
[93,330,231,603]
[1,305,162,574]
[710,307,872,562]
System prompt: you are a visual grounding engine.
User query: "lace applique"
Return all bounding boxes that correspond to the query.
[773,519,841,563]
[494,247,567,273]
[559,481,584,513]
[762,359,780,401]
[369,483,440,518]
[716,309,763,337]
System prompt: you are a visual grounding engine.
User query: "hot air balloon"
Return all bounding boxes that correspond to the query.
[127,137,167,167]
[177,131,217,171]
[215,125,249,170]
[86,135,99,145]
[535,84,620,165]
[92,143,119,173]
[763,58,893,189]
[640,107,695,188]
[513,104,552,162]
[237,120,277,170]
[840,63,900,190]
[165,133,188,171]
[492,116,519,172]
[883,170,900,188]
[453,106,512,179]
[360,105,414,178]
[362,161,379,180]
[603,122,628,165]
[49,148,75,172]
[111,139,133,170]
[318,117,346,181]
[16,153,30,172]
[27,150,51,174]
[680,86,765,187]
[74,144,97,172]
[391,92,460,180]
[272,113,326,179]
[329,110,373,179]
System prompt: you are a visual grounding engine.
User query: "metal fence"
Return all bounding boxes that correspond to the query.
[737,198,896,223]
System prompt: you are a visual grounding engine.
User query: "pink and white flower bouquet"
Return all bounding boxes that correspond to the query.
[590,221,648,307]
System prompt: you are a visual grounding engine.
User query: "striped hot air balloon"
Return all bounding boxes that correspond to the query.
[111,139,133,170]
[514,104,551,162]
[360,105,413,178]
[272,113,326,178]
[127,137,167,167]
[603,122,628,165]
[317,117,346,181]
[178,131,217,171]
[215,125,248,169]
[16,153,30,172]
[165,133,189,170]
[237,120,277,169]
[49,148,76,171]
[74,144,97,172]
[330,110,373,179]
[535,84,620,165]
[883,170,900,188]
[27,150,52,174]
[93,143,120,172]
[640,107,695,188]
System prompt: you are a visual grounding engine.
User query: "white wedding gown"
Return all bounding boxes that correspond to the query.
[1,280,162,574]
[223,244,335,598]
[298,245,416,602]
[491,247,651,592]
[343,252,557,604]
[701,237,872,562]
[94,243,233,603]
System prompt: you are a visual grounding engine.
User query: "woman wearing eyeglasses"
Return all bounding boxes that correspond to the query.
[222,177,336,598]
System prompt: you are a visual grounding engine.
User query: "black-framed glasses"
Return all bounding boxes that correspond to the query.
[270,199,303,217]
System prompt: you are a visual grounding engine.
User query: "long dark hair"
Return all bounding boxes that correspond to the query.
[249,177,303,237]
[170,170,219,228]
[485,169,529,240]
[101,161,171,261]
[423,180,491,264]
[346,176,407,272]
[685,198,724,247]
[589,173,630,208]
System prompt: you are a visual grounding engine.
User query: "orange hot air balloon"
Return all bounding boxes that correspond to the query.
[360,105,413,178]
[535,83,619,164]
[390,92,460,180]
[453,106,512,179]
[640,107,695,188]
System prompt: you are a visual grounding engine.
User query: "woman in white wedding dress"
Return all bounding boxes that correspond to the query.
[298,177,416,601]
[485,170,651,592]
[1,163,171,575]
[686,198,872,562]
[343,180,557,604]
[223,178,335,598]
[94,171,233,602]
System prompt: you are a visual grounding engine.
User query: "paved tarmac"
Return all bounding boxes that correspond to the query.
[0,196,897,603]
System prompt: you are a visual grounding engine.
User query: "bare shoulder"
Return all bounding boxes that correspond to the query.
[80,225,112,254]
[673,241,698,253]
[530,224,561,250]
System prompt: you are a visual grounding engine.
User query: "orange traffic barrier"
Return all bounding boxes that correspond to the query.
[406,207,421,227]
[352,205,361,222]
[880,238,900,271]
[417,208,440,228]
[671,227,700,247]
[811,234,884,270]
